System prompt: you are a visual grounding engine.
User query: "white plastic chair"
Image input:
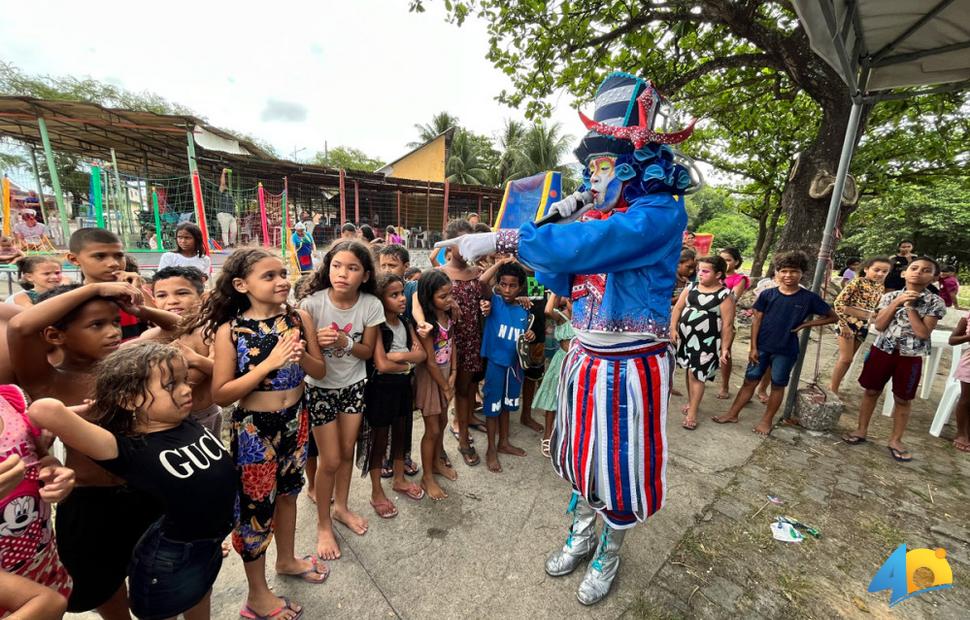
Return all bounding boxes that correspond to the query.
[929,342,965,436]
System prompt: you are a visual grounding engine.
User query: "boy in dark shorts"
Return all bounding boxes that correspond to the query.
[713,251,836,435]
[7,282,176,618]
[843,257,945,462]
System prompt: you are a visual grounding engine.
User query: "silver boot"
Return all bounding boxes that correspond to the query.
[544,493,598,577]
[576,524,627,605]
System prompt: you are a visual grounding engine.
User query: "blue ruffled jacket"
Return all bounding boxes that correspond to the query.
[514,192,686,339]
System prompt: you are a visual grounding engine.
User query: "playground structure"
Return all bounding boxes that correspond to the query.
[0,96,503,265]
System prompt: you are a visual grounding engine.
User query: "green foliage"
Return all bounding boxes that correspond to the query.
[685,186,738,230]
[311,145,385,172]
[842,178,970,268]
[410,111,461,147]
[698,212,757,256]
[446,129,490,184]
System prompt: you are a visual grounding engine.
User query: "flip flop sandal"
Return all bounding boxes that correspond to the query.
[469,423,487,433]
[459,446,481,466]
[888,446,913,462]
[370,499,399,518]
[439,452,454,469]
[540,439,551,458]
[954,440,970,453]
[240,596,304,619]
[842,434,867,445]
[404,457,420,476]
[277,555,330,584]
[449,427,474,444]
[682,418,698,431]
[380,460,393,479]
[394,484,426,501]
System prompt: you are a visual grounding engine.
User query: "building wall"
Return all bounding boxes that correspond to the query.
[380,134,447,183]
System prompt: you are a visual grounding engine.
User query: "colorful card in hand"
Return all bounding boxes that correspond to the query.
[493,172,562,230]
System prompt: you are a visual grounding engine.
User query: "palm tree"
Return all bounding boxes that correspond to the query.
[409,112,461,148]
[494,119,527,185]
[515,121,572,177]
[446,129,489,185]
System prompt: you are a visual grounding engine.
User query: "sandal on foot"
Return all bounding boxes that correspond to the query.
[541,439,551,458]
[954,440,970,453]
[393,483,425,501]
[404,456,420,476]
[449,427,473,444]
[240,596,304,620]
[841,433,867,445]
[888,446,912,462]
[439,452,454,469]
[459,446,481,466]
[682,418,698,431]
[380,459,393,479]
[277,555,329,584]
[370,499,398,518]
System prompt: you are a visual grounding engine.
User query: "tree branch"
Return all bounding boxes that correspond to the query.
[658,53,780,94]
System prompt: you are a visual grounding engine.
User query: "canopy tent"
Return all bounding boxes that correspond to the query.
[784,0,970,415]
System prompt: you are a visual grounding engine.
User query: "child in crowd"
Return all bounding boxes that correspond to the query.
[938,264,961,309]
[415,219,486,467]
[414,270,459,499]
[292,223,315,274]
[361,274,426,518]
[516,270,549,434]
[298,240,383,559]
[829,257,891,394]
[68,227,168,341]
[0,235,26,264]
[752,265,779,403]
[28,342,237,620]
[405,266,421,282]
[0,384,75,617]
[7,280,172,617]
[841,258,861,285]
[6,256,63,307]
[843,257,946,462]
[479,261,533,472]
[717,247,750,399]
[203,248,328,619]
[0,304,19,385]
[948,311,970,453]
[144,266,224,436]
[532,294,574,456]
[671,255,734,431]
[376,244,420,478]
[340,222,358,240]
[158,222,212,277]
[671,248,697,304]
[714,251,836,435]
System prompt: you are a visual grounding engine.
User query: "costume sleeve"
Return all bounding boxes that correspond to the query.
[506,194,686,288]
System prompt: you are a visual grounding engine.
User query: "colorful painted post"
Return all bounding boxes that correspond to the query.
[257,182,270,246]
[443,180,450,231]
[1,176,10,236]
[90,165,105,228]
[353,180,360,224]
[338,169,346,224]
[191,171,211,255]
[110,149,130,241]
[150,187,164,250]
[37,117,71,243]
[28,149,50,226]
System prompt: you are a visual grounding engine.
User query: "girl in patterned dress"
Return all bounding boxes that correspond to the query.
[829,257,892,394]
[671,256,735,430]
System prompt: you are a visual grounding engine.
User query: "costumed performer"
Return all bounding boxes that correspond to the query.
[435,72,697,605]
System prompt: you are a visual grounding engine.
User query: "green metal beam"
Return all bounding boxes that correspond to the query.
[37,117,71,243]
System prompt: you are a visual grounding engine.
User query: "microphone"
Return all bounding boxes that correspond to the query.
[536,191,592,227]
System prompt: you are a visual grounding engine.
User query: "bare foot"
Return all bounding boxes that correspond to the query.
[712,415,739,424]
[752,423,772,436]
[681,404,689,415]
[221,539,231,557]
[276,555,327,583]
[954,438,970,453]
[715,391,731,400]
[497,442,526,456]
[486,449,502,473]
[670,387,683,396]
[682,416,698,430]
[306,487,317,504]
[333,507,369,536]
[756,391,769,404]
[245,593,303,620]
[520,416,544,433]
[422,478,448,500]
[316,526,341,560]
[433,457,458,481]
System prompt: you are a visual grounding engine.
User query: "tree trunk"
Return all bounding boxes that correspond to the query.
[755,203,784,277]
[774,101,868,281]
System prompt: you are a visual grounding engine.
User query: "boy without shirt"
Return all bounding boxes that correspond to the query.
[7,281,174,619]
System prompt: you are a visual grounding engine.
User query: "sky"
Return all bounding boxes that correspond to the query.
[0,0,582,165]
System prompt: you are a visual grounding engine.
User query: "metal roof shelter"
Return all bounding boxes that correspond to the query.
[784,0,970,416]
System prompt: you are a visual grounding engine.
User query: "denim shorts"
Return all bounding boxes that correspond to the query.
[744,350,797,387]
[127,520,224,620]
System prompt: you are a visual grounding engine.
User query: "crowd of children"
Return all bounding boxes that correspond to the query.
[0,220,967,619]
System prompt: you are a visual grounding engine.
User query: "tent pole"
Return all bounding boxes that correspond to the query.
[38,117,71,243]
[782,100,863,420]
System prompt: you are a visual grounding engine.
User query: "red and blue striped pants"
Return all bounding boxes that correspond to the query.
[550,339,671,529]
